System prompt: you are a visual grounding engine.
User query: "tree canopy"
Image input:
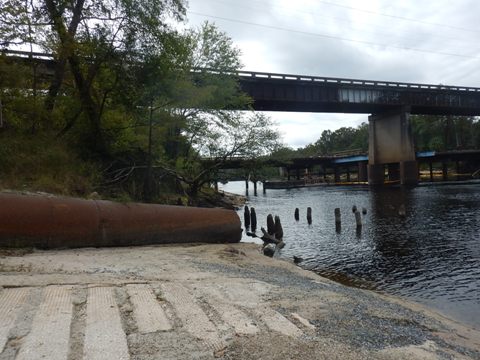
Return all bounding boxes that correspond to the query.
[0,2,281,203]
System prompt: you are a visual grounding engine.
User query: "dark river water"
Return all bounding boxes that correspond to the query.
[220,181,480,329]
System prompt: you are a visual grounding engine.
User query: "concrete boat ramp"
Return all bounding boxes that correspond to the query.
[1,244,479,359]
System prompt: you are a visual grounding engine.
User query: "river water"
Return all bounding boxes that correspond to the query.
[220,181,480,329]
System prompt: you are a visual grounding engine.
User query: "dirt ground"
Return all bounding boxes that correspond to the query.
[0,243,479,359]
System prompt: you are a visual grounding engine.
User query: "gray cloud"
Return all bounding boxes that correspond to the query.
[187,0,480,147]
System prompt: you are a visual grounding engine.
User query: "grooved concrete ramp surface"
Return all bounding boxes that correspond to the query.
[84,287,129,360]
[0,288,29,353]
[162,283,226,351]
[0,244,479,359]
[126,284,171,333]
[16,286,73,360]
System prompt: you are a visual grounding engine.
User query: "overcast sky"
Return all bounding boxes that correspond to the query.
[184,0,480,148]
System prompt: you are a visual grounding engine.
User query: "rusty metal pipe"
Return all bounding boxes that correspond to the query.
[0,193,242,249]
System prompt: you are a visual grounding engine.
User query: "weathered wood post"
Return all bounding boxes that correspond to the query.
[355,210,362,228]
[352,205,357,213]
[362,207,367,215]
[267,214,275,235]
[250,207,257,231]
[307,207,312,224]
[334,208,341,232]
[244,206,251,229]
[253,181,258,196]
[274,215,283,240]
[294,208,299,221]
[442,162,448,181]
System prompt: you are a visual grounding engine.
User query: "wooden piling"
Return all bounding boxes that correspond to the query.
[244,206,250,229]
[362,207,367,215]
[334,208,341,224]
[294,208,299,221]
[274,215,283,240]
[355,211,362,228]
[307,207,312,224]
[352,205,357,213]
[335,208,341,233]
[267,214,275,235]
[250,207,257,231]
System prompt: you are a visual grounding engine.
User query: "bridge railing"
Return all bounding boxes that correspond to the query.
[4,49,480,93]
[235,70,480,93]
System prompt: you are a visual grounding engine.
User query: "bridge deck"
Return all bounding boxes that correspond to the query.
[237,70,480,115]
[4,50,480,115]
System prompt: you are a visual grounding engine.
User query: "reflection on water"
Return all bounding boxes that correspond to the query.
[221,181,480,329]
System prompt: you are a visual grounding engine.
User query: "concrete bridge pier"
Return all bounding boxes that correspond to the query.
[368,106,418,185]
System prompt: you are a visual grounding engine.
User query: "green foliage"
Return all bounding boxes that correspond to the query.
[0,7,281,203]
[0,132,100,195]
[411,115,479,151]
[291,122,368,157]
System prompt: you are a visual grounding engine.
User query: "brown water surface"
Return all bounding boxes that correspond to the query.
[223,181,480,329]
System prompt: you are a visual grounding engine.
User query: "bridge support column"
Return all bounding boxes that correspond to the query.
[400,160,418,185]
[387,163,400,181]
[368,106,417,185]
[368,164,385,185]
[334,166,340,183]
[358,162,368,182]
[442,162,448,181]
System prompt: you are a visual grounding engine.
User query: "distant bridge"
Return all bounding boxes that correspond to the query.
[216,150,480,191]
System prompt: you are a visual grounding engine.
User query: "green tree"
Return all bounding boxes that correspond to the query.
[1,0,187,153]
[412,115,478,151]
[150,23,279,197]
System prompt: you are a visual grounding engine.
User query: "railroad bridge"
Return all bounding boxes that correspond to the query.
[237,70,480,185]
[5,50,480,185]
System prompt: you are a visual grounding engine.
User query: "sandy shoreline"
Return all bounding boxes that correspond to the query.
[1,243,479,359]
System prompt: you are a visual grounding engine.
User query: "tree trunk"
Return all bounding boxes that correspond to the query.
[43,0,85,123]
[45,0,105,154]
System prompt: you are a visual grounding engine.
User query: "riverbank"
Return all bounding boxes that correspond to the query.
[0,243,479,359]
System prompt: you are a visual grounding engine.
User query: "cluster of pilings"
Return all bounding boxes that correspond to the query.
[244,206,285,257]
[291,206,368,235]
